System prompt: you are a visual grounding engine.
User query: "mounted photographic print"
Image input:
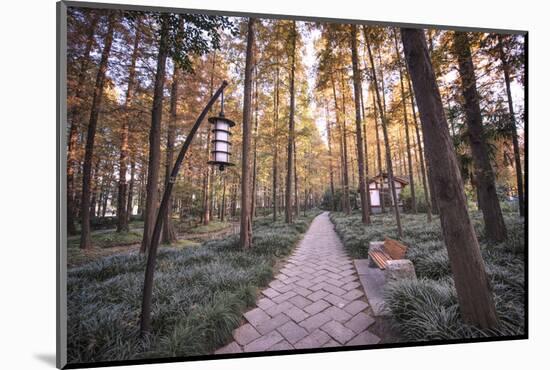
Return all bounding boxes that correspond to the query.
[56,1,527,368]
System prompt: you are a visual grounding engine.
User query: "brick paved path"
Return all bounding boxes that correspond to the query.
[215,212,380,354]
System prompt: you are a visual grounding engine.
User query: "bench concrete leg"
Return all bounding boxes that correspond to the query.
[384,259,416,281]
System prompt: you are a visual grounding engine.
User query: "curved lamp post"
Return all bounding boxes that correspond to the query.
[140,81,233,336]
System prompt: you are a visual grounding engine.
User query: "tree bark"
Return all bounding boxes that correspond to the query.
[360,79,371,184]
[67,13,99,236]
[117,19,141,232]
[370,84,385,213]
[285,21,297,224]
[221,176,226,221]
[79,13,116,249]
[140,15,170,253]
[325,100,336,211]
[251,64,260,219]
[137,162,146,216]
[453,31,507,243]
[406,72,433,222]
[272,53,280,221]
[498,35,524,217]
[294,139,300,217]
[401,27,498,328]
[365,27,403,237]
[339,71,352,215]
[89,158,101,219]
[331,74,348,213]
[393,29,417,213]
[350,25,370,224]
[161,64,180,244]
[240,18,256,248]
[126,159,136,220]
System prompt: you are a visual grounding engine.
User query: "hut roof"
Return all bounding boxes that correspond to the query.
[368,173,409,185]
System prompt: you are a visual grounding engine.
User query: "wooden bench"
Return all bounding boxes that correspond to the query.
[368,237,408,270]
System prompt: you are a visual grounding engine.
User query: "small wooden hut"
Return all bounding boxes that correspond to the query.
[368,173,409,213]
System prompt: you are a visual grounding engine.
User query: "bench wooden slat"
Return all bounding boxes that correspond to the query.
[369,249,390,270]
[369,253,384,269]
[384,237,407,260]
[369,238,408,270]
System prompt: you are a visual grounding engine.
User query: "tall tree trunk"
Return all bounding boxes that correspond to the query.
[402,28,498,328]
[360,77,371,182]
[453,32,507,243]
[117,19,141,232]
[161,65,180,244]
[338,71,352,215]
[350,25,370,224]
[272,54,280,221]
[221,176,226,221]
[377,49,387,114]
[331,74,349,213]
[365,27,403,237]
[285,21,297,224]
[89,191,97,219]
[325,100,336,211]
[293,139,300,217]
[89,158,101,219]
[370,85,385,214]
[363,44,384,182]
[127,159,136,220]
[498,35,524,217]
[240,18,256,248]
[447,98,458,145]
[231,182,237,218]
[137,162,146,216]
[67,13,99,236]
[393,29,417,213]
[304,188,308,216]
[79,13,116,249]
[101,182,109,217]
[406,72,433,222]
[427,161,440,214]
[140,15,170,253]
[251,65,260,219]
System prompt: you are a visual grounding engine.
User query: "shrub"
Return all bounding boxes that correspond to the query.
[410,249,451,280]
[385,277,524,341]
[400,185,431,213]
[384,278,468,340]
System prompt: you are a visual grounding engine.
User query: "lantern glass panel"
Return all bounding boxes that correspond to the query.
[215,152,229,163]
[216,120,229,131]
[215,130,229,142]
[215,141,229,153]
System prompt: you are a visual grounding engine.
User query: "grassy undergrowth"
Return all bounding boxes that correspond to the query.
[67,210,320,363]
[177,220,231,235]
[68,230,143,249]
[330,211,525,341]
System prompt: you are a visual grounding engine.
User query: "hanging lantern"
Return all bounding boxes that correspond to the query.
[207,91,235,171]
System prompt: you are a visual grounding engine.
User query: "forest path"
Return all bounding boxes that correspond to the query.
[215,212,380,354]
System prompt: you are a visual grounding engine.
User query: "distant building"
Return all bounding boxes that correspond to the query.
[368,173,409,213]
